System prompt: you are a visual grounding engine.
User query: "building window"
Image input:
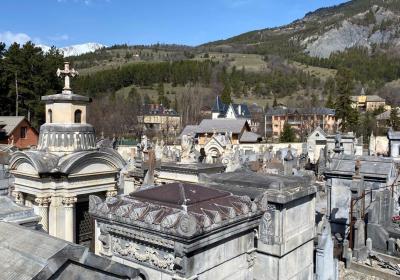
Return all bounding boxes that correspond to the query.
[48,109,53,123]
[74,109,82,123]
[20,127,27,139]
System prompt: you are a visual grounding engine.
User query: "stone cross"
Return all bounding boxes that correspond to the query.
[57,62,78,92]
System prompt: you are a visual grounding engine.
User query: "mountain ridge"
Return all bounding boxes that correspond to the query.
[201,0,400,58]
[38,42,106,57]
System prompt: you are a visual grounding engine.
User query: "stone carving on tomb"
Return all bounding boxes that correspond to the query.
[106,189,118,197]
[259,205,276,245]
[35,196,51,207]
[62,196,77,207]
[13,191,25,205]
[112,237,175,271]
[246,249,257,268]
[140,135,149,152]
[89,192,258,237]
[99,224,112,257]
[181,134,197,163]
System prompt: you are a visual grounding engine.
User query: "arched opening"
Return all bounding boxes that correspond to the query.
[48,109,53,123]
[74,109,82,124]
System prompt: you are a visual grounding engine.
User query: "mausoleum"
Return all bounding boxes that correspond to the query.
[9,62,125,244]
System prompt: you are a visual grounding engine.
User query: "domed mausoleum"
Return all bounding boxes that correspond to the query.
[9,62,125,244]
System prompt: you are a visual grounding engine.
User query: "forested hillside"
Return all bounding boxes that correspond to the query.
[2,0,400,139]
[0,42,63,127]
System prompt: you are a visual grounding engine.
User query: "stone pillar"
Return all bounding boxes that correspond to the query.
[63,196,77,243]
[326,179,332,219]
[35,196,51,232]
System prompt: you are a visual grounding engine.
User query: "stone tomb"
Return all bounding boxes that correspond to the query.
[156,162,226,184]
[324,154,397,236]
[201,171,317,280]
[90,182,266,280]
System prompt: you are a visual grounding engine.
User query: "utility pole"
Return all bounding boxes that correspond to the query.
[15,72,19,116]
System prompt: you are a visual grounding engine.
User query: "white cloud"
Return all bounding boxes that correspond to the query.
[0,31,32,45]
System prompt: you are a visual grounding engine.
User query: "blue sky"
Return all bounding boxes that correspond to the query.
[0,0,348,47]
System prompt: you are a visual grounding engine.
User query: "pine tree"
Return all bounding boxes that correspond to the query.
[221,83,232,104]
[325,94,335,108]
[280,122,296,142]
[264,102,270,112]
[334,68,356,131]
[390,107,400,130]
[273,96,278,107]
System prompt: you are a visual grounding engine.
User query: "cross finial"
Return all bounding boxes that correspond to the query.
[56,62,78,93]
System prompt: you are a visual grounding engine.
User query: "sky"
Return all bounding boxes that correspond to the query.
[0,0,348,47]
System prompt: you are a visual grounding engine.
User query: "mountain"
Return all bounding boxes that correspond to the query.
[38,42,106,57]
[202,0,400,58]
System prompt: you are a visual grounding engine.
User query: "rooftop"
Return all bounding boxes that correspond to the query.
[265,107,335,116]
[325,154,396,181]
[0,222,139,279]
[89,182,263,238]
[201,171,316,204]
[0,116,33,136]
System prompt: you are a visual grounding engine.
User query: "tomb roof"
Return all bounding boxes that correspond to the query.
[89,182,264,238]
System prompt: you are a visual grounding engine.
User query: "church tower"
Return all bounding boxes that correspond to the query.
[9,62,125,244]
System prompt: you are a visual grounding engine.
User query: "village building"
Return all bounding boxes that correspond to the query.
[180,119,261,161]
[350,89,389,112]
[8,62,125,245]
[137,103,181,138]
[211,96,260,132]
[0,116,39,149]
[265,107,336,140]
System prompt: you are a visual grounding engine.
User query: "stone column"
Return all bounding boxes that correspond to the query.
[35,196,51,232]
[63,196,77,243]
[326,179,332,219]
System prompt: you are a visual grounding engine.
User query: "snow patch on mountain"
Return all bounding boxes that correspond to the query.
[39,42,106,57]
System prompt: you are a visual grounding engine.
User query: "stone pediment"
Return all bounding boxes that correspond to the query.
[9,148,125,176]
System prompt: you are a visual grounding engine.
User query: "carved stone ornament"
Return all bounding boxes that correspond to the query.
[13,191,24,204]
[62,196,77,207]
[106,189,118,198]
[259,205,276,245]
[177,214,198,237]
[112,237,175,271]
[35,196,51,207]
[246,249,257,268]
[256,192,269,211]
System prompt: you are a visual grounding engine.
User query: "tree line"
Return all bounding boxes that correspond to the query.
[0,42,64,127]
[74,60,215,97]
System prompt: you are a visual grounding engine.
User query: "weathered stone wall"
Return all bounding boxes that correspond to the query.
[255,240,314,280]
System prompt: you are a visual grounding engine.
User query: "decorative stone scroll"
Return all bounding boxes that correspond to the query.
[112,237,175,271]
